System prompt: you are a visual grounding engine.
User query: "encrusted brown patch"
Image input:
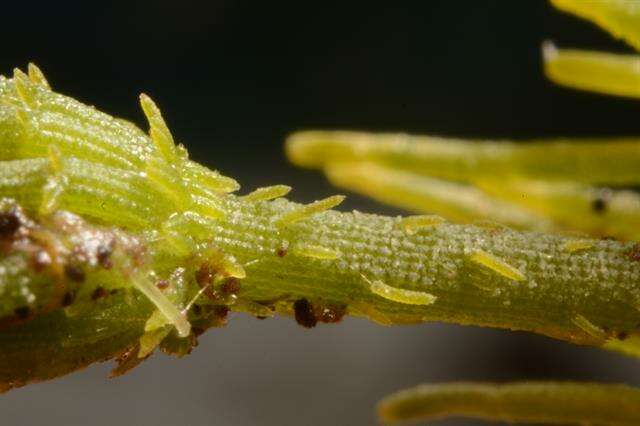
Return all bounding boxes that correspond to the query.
[213,305,230,320]
[110,344,147,378]
[156,279,169,290]
[64,265,85,283]
[221,278,241,296]
[192,304,202,316]
[315,304,347,324]
[61,291,76,307]
[0,209,21,238]
[96,243,113,269]
[195,263,219,300]
[195,263,213,285]
[13,306,31,320]
[294,298,317,328]
[0,201,151,331]
[91,286,108,301]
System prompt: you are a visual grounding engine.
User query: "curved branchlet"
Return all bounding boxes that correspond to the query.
[543,42,640,99]
[544,0,640,98]
[550,0,640,51]
[378,382,640,425]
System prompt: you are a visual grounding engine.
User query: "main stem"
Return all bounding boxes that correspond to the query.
[211,194,640,346]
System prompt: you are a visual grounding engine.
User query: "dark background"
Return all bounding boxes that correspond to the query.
[1,1,640,425]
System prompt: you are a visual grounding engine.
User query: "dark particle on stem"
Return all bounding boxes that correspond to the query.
[96,244,113,269]
[592,189,611,214]
[592,197,607,214]
[14,306,31,320]
[61,291,76,307]
[195,264,213,285]
[0,210,21,238]
[221,278,241,295]
[316,304,346,323]
[91,286,108,300]
[110,345,145,378]
[214,305,230,320]
[192,304,202,316]
[195,264,218,300]
[65,265,85,283]
[156,279,169,290]
[294,298,317,328]
[276,247,287,257]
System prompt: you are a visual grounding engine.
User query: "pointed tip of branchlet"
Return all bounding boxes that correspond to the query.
[138,93,164,131]
[274,194,346,227]
[139,92,156,114]
[12,67,28,81]
[139,93,179,162]
[27,63,50,89]
[241,185,292,202]
[292,243,341,260]
[12,68,33,104]
[541,40,559,63]
[469,249,526,282]
[398,215,445,235]
[368,278,437,306]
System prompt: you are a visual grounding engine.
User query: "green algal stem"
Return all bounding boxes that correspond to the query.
[2,64,640,392]
[206,194,640,346]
